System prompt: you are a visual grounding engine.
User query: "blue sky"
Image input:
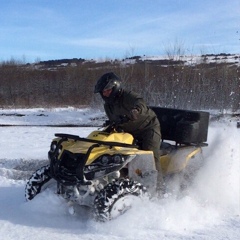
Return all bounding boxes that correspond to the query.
[0,0,239,63]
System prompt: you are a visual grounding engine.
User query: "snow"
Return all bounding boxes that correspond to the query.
[139,54,240,66]
[0,108,239,240]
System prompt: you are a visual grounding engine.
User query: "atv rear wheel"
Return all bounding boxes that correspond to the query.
[25,165,52,201]
[94,178,147,222]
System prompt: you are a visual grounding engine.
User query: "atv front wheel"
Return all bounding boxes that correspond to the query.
[94,178,147,222]
[25,165,52,201]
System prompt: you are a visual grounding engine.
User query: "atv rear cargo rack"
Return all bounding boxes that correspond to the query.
[150,107,209,145]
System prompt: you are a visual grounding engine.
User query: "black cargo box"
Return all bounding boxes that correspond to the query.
[150,107,209,144]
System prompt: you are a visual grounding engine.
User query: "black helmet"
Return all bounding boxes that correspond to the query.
[94,72,122,102]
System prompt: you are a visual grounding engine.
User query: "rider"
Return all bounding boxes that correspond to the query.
[94,72,164,194]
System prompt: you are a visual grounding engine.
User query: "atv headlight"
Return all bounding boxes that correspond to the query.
[57,146,62,155]
[101,155,111,165]
[84,154,136,180]
[50,141,57,152]
[49,141,62,158]
[100,154,124,165]
[112,154,124,164]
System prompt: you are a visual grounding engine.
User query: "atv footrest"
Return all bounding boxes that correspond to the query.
[160,142,176,156]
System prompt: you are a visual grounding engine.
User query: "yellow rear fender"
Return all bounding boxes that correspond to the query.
[160,146,202,175]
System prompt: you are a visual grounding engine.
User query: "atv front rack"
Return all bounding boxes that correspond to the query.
[55,133,139,149]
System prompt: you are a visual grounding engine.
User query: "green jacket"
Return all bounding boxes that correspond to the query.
[104,90,160,136]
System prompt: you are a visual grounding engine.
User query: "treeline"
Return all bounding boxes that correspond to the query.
[0,59,239,112]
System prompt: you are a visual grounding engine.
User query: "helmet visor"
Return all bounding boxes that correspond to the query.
[103,79,116,91]
[94,72,120,93]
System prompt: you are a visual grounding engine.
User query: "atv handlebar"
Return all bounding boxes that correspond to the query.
[103,116,130,133]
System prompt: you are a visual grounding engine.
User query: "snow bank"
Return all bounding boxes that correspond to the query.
[0,108,239,240]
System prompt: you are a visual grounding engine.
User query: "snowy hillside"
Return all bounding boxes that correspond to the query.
[0,108,239,240]
[33,53,240,70]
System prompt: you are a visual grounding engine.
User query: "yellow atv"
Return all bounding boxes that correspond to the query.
[25,107,209,221]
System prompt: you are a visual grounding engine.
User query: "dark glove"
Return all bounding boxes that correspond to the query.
[117,115,130,124]
[103,119,125,133]
[103,120,116,133]
[103,120,111,127]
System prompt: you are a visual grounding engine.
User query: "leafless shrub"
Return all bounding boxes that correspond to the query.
[0,57,239,113]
